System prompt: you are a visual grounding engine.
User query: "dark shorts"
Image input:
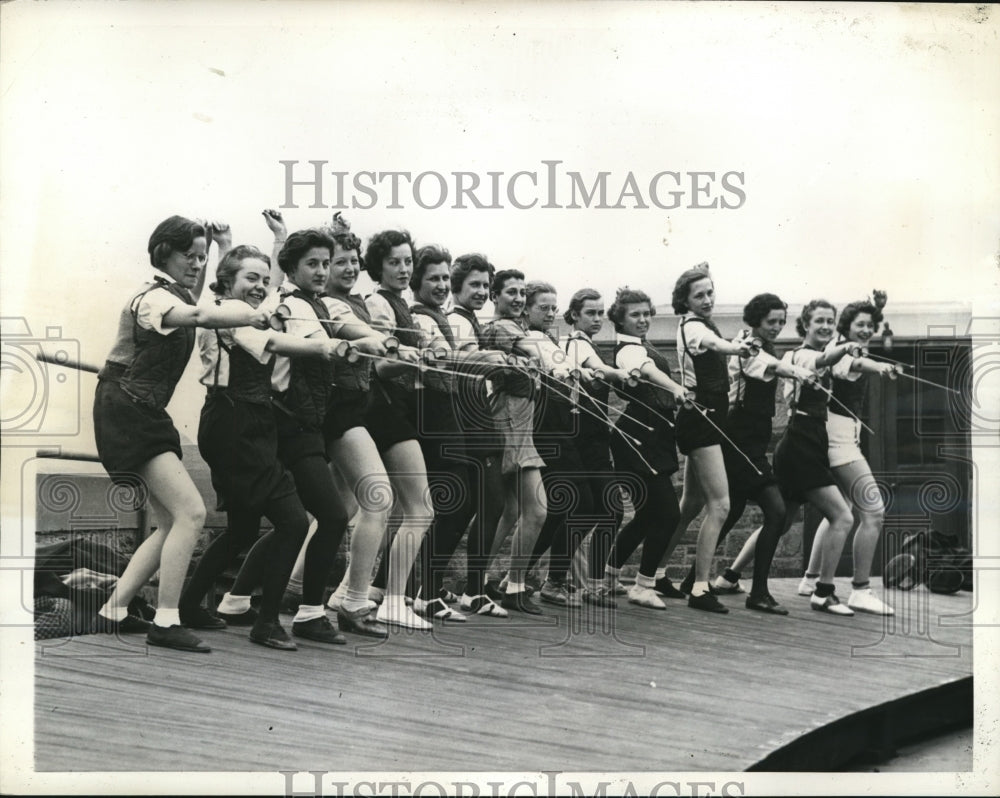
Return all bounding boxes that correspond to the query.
[365,381,418,454]
[324,387,371,444]
[675,392,729,455]
[774,414,836,504]
[93,380,181,484]
[723,412,778,498]
[198,395,296,512]
[274,407,327,466]
[612,419,679,478]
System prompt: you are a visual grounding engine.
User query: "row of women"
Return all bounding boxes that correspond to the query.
[89,212,899,653]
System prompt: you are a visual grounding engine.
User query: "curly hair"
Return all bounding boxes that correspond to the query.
[363,229,415,282]
[410,245,453,292]
[671,262,712,314]
[147,215,207,269]
[210,244,271,295]
[450,253,495,294]
[742,293,788,328]
[563,288,602,325]
[795,299,837,338]
[277,228,335,275]
[837,300,883,336]
[490,268,525,299]
[608,286,655,332]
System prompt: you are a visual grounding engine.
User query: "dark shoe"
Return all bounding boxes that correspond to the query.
[501,591,543,615]
[180,606,227,630]
[292,615,347,645]
[582,587,617,608]
[688,591,729,614]
[94,613,152,634]
[745,593,789,616]
[250,620,297,650]
[146,624,211,652]
[484,582,507,603]
[655,577,688,600]
[216,608,258,626]
[338,605,389,638]
[280,591,303,614]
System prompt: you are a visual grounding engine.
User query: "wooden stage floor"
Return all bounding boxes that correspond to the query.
[34,579,973,773]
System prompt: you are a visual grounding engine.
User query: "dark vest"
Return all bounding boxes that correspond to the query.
[376,289,423,348]
[829,336,868,419]
[211,313,274,406]
[281,289,336,428]
[411,303,456,393]
[330,293,373,392]
[565,332,610,439]
[731,338,778,420]
[789,345,831,420]
[680,316,729,395]
[614,339,677,415]
[99,277,196,411]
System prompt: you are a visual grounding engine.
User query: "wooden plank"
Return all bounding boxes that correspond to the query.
[34,580,972,773]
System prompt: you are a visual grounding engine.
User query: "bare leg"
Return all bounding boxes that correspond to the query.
[329,428,393,601]
[377,440,433,629]
[101,452,206,615]
[688,446,731,584]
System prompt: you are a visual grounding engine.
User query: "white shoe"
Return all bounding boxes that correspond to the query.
[797,575,819,596]
[848,588,895,616]
[325,589,347,612]
[627,584,666,610]
[459,593,509,618]
[376,598,432,630]
[711,575,746,594]
[810,592,855,616]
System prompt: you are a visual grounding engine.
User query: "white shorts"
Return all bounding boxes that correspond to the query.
[826,411,864,468]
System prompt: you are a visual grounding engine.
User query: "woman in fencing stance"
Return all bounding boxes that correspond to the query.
[179,245,352,649]
[797,297,897,614]
[480,270,573,614]
[447,255,509,619]
[771,300,860,614]
[673,293,814,615]
[597,288,690,611]
[93,216,269,652]
[659,265,751,614]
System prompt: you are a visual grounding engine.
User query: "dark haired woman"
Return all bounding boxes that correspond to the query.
[358,229,439,629]
[662,265,751,614]
[217,228,385,643]
[771,300,860,614]
[179,245,353,648]
[674,293,814,614]
[560,288,631,607]
[596,288,690,610]
[800,297,897,615]
[92,216,269,652]
[447,254,509,618]
[521,282,598,608]
[407,246,508,620]
[480,270,573,614]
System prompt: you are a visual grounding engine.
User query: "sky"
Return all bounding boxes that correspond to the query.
[1,2,999,792]
[3,1,998,442]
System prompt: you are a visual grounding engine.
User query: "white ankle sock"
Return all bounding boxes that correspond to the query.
[636,573,655,589]
[154,608,180,628]
[217,592,252,614]
[691,580,710,597]
[99,604,127,622]
[293,604,325,623]
[654,567,667,579]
